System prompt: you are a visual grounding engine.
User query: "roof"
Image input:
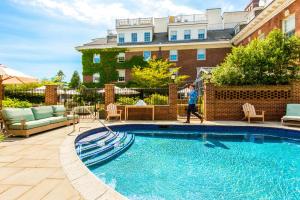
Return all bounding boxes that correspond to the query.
[76,29,234,50]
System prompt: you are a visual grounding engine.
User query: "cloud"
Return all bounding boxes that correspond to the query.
[10,0,202,26]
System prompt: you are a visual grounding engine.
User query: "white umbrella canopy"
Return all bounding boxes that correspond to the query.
[0,64,38,84]
[33,86,79,95]
[98,86,139,95]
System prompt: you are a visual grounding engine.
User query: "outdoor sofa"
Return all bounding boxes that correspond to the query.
[1,105,79,137]
[281,104,300,126]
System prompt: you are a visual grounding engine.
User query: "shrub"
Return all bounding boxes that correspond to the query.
[3,98,32,108]
[144,94,168,105]
[117,97,137,105]
[211,30,300,86]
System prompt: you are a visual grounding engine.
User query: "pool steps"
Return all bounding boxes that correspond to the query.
[76,130,135,167]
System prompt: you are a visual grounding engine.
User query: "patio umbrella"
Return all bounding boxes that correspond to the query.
[98,86,139,95]
[0,64,38,84]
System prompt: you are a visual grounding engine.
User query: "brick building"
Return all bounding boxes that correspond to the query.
[76,0,299,85]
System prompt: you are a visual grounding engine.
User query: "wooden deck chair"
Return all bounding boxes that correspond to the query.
[106,103,122,121]
[242,103,265,123]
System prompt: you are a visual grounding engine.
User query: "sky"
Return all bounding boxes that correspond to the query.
[0,0,249,81]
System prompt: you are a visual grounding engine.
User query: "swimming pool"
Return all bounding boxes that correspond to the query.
[76,125,300,200]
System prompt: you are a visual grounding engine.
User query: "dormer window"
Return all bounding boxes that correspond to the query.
[184,30,191,40]
[93,73,100,83]
[170,31,177,41]
[198,29,205,40]
[118,33,125,44]
[131,33,138,43]
[93,54,100,63]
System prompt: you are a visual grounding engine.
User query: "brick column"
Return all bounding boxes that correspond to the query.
[291,81,300,103]
[45,85,58,105]
[105,84,115,107]
[168,83,178,120]
[203,82,215,121]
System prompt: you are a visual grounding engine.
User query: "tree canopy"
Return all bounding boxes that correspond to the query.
[131,59,188,88]
[211,30,300,86]
[69,71,81,89]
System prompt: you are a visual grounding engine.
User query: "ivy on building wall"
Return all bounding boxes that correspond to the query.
[80,48,148,87]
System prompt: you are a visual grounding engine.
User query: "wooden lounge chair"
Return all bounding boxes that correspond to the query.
[242,103,265,123]
[106,103,122,121]
[282,104,300,126]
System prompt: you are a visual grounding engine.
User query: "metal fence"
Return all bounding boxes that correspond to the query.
[115,87,169,105]
[4,89,45,106]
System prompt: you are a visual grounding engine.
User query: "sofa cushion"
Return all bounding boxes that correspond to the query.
[9,119,50,130]
[47,116,67,124]
[282,116,300,121]
[286,104,300,117]
[1,108,35,125]
[52,105,66,117]
[31,106,54,120]
[67,114,79,120]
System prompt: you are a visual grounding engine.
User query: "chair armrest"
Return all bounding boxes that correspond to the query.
[259,110,265,115]
[20,119,26,130]
[117,110,122,114]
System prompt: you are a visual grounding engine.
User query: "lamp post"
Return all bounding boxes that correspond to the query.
[171,73,176,83]
[207,73,212,83]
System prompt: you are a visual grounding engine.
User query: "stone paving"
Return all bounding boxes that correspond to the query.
[0,119,298,200]
[0,124,83,200]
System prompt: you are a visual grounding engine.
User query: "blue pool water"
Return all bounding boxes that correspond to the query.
[86,126,300,200]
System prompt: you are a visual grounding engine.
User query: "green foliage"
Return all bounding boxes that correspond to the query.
[116,97,137,105]
[211,30,300,86]
[3,98,32,108]
[80,48,147,87]
[132,59,188,88]
[69,71,81,89]
[52,70,65,84]
[5,83,41,91]
[5,91,44,104]
[144,94,168,105]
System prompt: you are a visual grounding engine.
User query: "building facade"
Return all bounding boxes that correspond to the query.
[76,0,300,86]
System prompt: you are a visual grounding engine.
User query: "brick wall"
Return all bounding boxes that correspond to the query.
[45,85,58,105]
[125,48,231,82]
[239,0,300,45]
[203,82,300,121]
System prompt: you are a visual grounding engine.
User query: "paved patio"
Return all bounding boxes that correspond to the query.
[0,119,297,200]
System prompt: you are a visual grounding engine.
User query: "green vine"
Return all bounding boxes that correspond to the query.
[80,48,147,87]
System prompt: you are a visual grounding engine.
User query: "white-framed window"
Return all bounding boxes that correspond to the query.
[117,53,125,63]
[170,31,177,41]
[118,33,125,44]
[131,33,138,43]
[184,30,191,40]
[169,50,178,61]
[93,54,100,63]
[198,29,205,40]
[143,51,151,61]
[117,69,126,82]
[92,73,100,83]
[283,14,295,37]
[144,32,151,42]
[197,49,206,60]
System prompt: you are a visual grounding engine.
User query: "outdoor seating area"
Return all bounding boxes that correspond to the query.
[281,104,300,126]
[1,105,79,137]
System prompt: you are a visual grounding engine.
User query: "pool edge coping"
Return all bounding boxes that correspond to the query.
[60,121,300,200]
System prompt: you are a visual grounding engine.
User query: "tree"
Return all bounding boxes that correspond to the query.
[69,71,81,89]
[131,59,188,88]
[211,29,300,86]
[52,70,65,83]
